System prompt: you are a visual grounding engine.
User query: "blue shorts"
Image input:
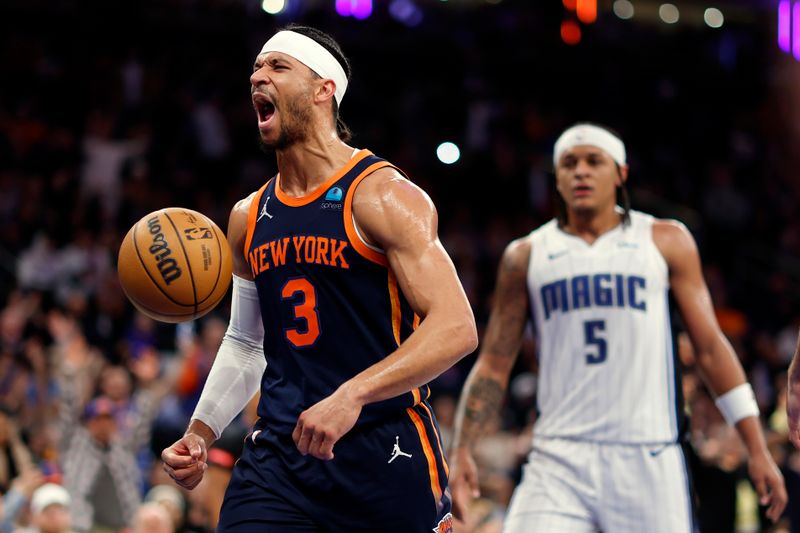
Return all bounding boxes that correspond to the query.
[218,404,453,532]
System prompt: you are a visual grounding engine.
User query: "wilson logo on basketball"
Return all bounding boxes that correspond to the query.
[147,216,182,285]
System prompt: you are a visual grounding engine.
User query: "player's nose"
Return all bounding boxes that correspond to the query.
[250,66,270,87]
[574,158,593,178]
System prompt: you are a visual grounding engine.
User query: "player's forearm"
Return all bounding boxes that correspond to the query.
[343,311,477,407]
[693,334,748,396]
[734,416,771,459]
[451,357,510,451]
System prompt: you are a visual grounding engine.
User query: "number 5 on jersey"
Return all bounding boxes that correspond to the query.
[281,277,320,348]
[584,320,607,364]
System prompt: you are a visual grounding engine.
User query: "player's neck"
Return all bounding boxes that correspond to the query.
[563,208,623,244]
[276,131,354,198]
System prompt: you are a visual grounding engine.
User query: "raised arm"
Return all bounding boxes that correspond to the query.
[292,168,478,460]
[654,220,787,521]
[448,237,531,520]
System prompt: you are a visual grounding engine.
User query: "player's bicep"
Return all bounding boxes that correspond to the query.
[655,221,720,351]
[355,171,471,320]
[479,239,531,370]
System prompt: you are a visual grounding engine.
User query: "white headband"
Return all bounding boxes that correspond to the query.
[260,31,348,106]
[553,125,627,167]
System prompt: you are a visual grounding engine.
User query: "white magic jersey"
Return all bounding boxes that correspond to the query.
[528,210,681,443]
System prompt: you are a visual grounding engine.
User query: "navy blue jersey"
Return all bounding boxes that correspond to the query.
[243,150,431,435]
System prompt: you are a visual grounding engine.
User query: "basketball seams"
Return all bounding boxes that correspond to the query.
[130,221,194,308]
[163,211,199,316]
[130,296,197,321]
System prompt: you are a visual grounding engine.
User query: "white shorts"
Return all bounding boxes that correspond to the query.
[503,437,695,533]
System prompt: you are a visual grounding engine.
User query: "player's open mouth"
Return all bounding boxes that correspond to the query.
[253,95,276,128]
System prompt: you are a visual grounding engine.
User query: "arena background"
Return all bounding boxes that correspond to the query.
[1,0,799,531]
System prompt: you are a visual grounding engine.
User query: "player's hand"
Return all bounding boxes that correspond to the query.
[293,385,363,460]
[161,433,208,490]
[787,371,800,449]
[748,450,787,523]
[449,446,480,521]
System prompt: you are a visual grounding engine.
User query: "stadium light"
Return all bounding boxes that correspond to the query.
[704,8,724,29]
[261,0,286,14]
[561,19,582,45]
[778,0,791,53]
[577,0,597,24]
[336,0,372,19]
[437,142,460,165]
[794,1,800,60]
[612,0,634,20]
[659,3,679,24]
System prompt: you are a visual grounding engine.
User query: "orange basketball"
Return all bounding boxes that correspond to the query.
[117,207,233,323]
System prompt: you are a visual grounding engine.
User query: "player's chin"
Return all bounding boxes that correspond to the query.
[569,198,597,212]
[257,133,279,152]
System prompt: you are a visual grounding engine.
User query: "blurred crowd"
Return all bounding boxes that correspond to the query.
[1,0,799,531]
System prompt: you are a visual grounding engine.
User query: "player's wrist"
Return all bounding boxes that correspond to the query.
[336,379,369,407]
[186,419,217,449]
[715,383,759,427]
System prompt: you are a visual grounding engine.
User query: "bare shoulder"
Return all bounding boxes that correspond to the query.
[227,190,260,278]
[652,218,698,265]
[228,191,258,238]
[500,235,533,275]
[352,167,436,247]
[353,167,434,214]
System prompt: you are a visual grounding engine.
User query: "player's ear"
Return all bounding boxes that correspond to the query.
[315,79,336,104]
[617,164,629,187]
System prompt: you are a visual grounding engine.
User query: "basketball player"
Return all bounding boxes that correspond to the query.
[160,25,476,532]
[449,123,787,531]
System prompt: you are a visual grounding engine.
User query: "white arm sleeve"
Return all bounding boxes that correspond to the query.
[190,275,267,439]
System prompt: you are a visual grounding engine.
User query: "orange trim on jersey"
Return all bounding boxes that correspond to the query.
[275,149,373,206]
[243,180,271,258]
[388,271,402,346]
[406,407,443,504]
[412,314,420,330]
[418,402,450,478]
[343,161,396,266]
[411,388,421,405]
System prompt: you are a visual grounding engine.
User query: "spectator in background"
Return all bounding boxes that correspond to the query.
[128,503,174,533]
[14,482,74,533]
[0,407,35,493]
[57,353,161,533]
[173,317,225,420]
[143,485,185,533]
[2,468,45,532]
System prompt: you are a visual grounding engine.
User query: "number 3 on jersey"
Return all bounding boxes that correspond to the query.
[281,277,320,347]
[584,320,607,364]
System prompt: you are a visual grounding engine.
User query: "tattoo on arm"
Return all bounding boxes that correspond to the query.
[462,377,505,441]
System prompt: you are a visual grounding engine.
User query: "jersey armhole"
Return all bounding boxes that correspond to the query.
[243,179,272,258]
[343,162,397,266]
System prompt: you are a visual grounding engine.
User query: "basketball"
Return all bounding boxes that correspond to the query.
[117,208,233,323]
